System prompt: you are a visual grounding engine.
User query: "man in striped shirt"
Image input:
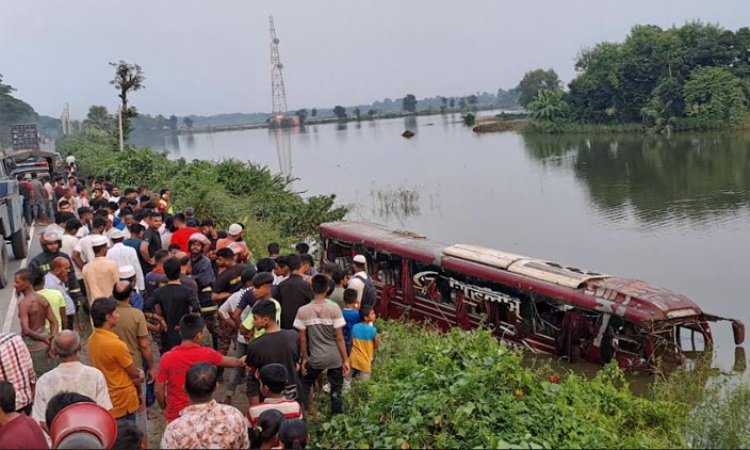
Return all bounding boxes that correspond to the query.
[0,333,36,414]
[294,274,350,415]
[246,364,302,426]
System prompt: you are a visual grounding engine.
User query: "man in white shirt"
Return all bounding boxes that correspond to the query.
[347,254,371,304]
[75,208,94,239]
[72,216,108,271]
[31,331,112,428]
[106,229,145,291]
[60,219,83,287]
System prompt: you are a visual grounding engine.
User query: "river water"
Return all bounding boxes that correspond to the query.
[137,114,750,374]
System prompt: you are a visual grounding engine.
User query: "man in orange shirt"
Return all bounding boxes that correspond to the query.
[87,297,144,422]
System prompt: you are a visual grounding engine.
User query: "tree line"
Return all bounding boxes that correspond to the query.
[518,21,750,133]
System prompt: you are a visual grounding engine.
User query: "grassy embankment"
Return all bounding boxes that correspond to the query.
[310,320,750,449]
[56,130,348,256]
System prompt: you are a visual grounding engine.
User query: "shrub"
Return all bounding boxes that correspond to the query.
[310,321,694,449]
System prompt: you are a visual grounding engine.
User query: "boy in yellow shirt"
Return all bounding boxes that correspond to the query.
[349,305,378,381]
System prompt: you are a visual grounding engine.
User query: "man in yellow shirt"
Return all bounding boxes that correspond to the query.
[87,297,144,422]
[34,272,65,332]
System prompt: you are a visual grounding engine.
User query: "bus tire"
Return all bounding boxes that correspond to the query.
[11,227,27,260]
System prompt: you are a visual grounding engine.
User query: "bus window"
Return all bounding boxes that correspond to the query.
[325,239,354,268]
[372,252,402,288]
[412,261,452,305]
[676,326,706,352]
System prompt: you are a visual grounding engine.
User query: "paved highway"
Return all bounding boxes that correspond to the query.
[0,225,41,334]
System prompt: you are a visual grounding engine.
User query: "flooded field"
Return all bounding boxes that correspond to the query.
[136,115,750,375]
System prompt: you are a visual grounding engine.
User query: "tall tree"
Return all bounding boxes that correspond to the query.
[311,108,317,117]
[449,98,456,109]
[167,115,178,130]
[402,94,417,113]
[353,107,361,121]
[183,117,194,129]
[110,60,145,145]
[333,105,347,120]
[83,105,113,132]
[517,69,561,107]
[440,96,448,114]
[683,66,747,125]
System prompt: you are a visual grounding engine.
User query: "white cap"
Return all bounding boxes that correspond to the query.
[118,265,136,279]
[188,232,210,245]
[227,223,242,236]
[353,254,367,264]
[109,229,124,240]
[90,235,109,247]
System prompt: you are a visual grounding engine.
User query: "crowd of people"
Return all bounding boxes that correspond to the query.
[0,166,381,449]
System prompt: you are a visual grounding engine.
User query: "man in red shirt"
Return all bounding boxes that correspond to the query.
[155,314,245,423]
[168,213,200,252]
[0,381,49,449]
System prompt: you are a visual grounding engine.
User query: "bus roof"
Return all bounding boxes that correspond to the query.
[320,221,705,323]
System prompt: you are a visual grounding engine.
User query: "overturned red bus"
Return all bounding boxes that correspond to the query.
[320,221,745,371]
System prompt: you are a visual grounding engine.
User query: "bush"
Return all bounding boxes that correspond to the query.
[57,132,348,254]
[310,321,694,449]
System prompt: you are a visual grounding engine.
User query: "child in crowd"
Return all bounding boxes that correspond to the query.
[341,288,361,355]
[248,409,284,450]
[247,364,303,426]
[350,305,379,381]
[279,419,310,450]
[342,288,362,390]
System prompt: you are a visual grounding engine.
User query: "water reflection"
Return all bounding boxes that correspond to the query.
[271,129,293,179]
[186,131,195,150]
[168,131,180,155]
[522,132,750,227]
[404,115,418,131]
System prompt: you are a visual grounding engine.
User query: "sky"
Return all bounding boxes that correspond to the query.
[1,0,748,119]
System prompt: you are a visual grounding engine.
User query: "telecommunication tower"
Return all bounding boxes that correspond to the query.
[269,16,289,122]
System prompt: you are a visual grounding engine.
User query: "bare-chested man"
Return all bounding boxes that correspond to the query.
[16,268,59,378]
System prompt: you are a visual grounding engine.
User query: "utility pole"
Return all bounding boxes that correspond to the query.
[118,105,124,151]
[61,103,71,135]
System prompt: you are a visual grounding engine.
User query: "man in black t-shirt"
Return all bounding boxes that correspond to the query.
[143,211,163,260]
[246,299,301,405]
[211,248,253,358]
[144,258,200,352]
[277,254,313,330]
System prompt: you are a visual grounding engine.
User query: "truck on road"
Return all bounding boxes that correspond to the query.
[0,126,34,288]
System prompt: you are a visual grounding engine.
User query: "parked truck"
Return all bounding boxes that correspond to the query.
[0,126,34,287]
